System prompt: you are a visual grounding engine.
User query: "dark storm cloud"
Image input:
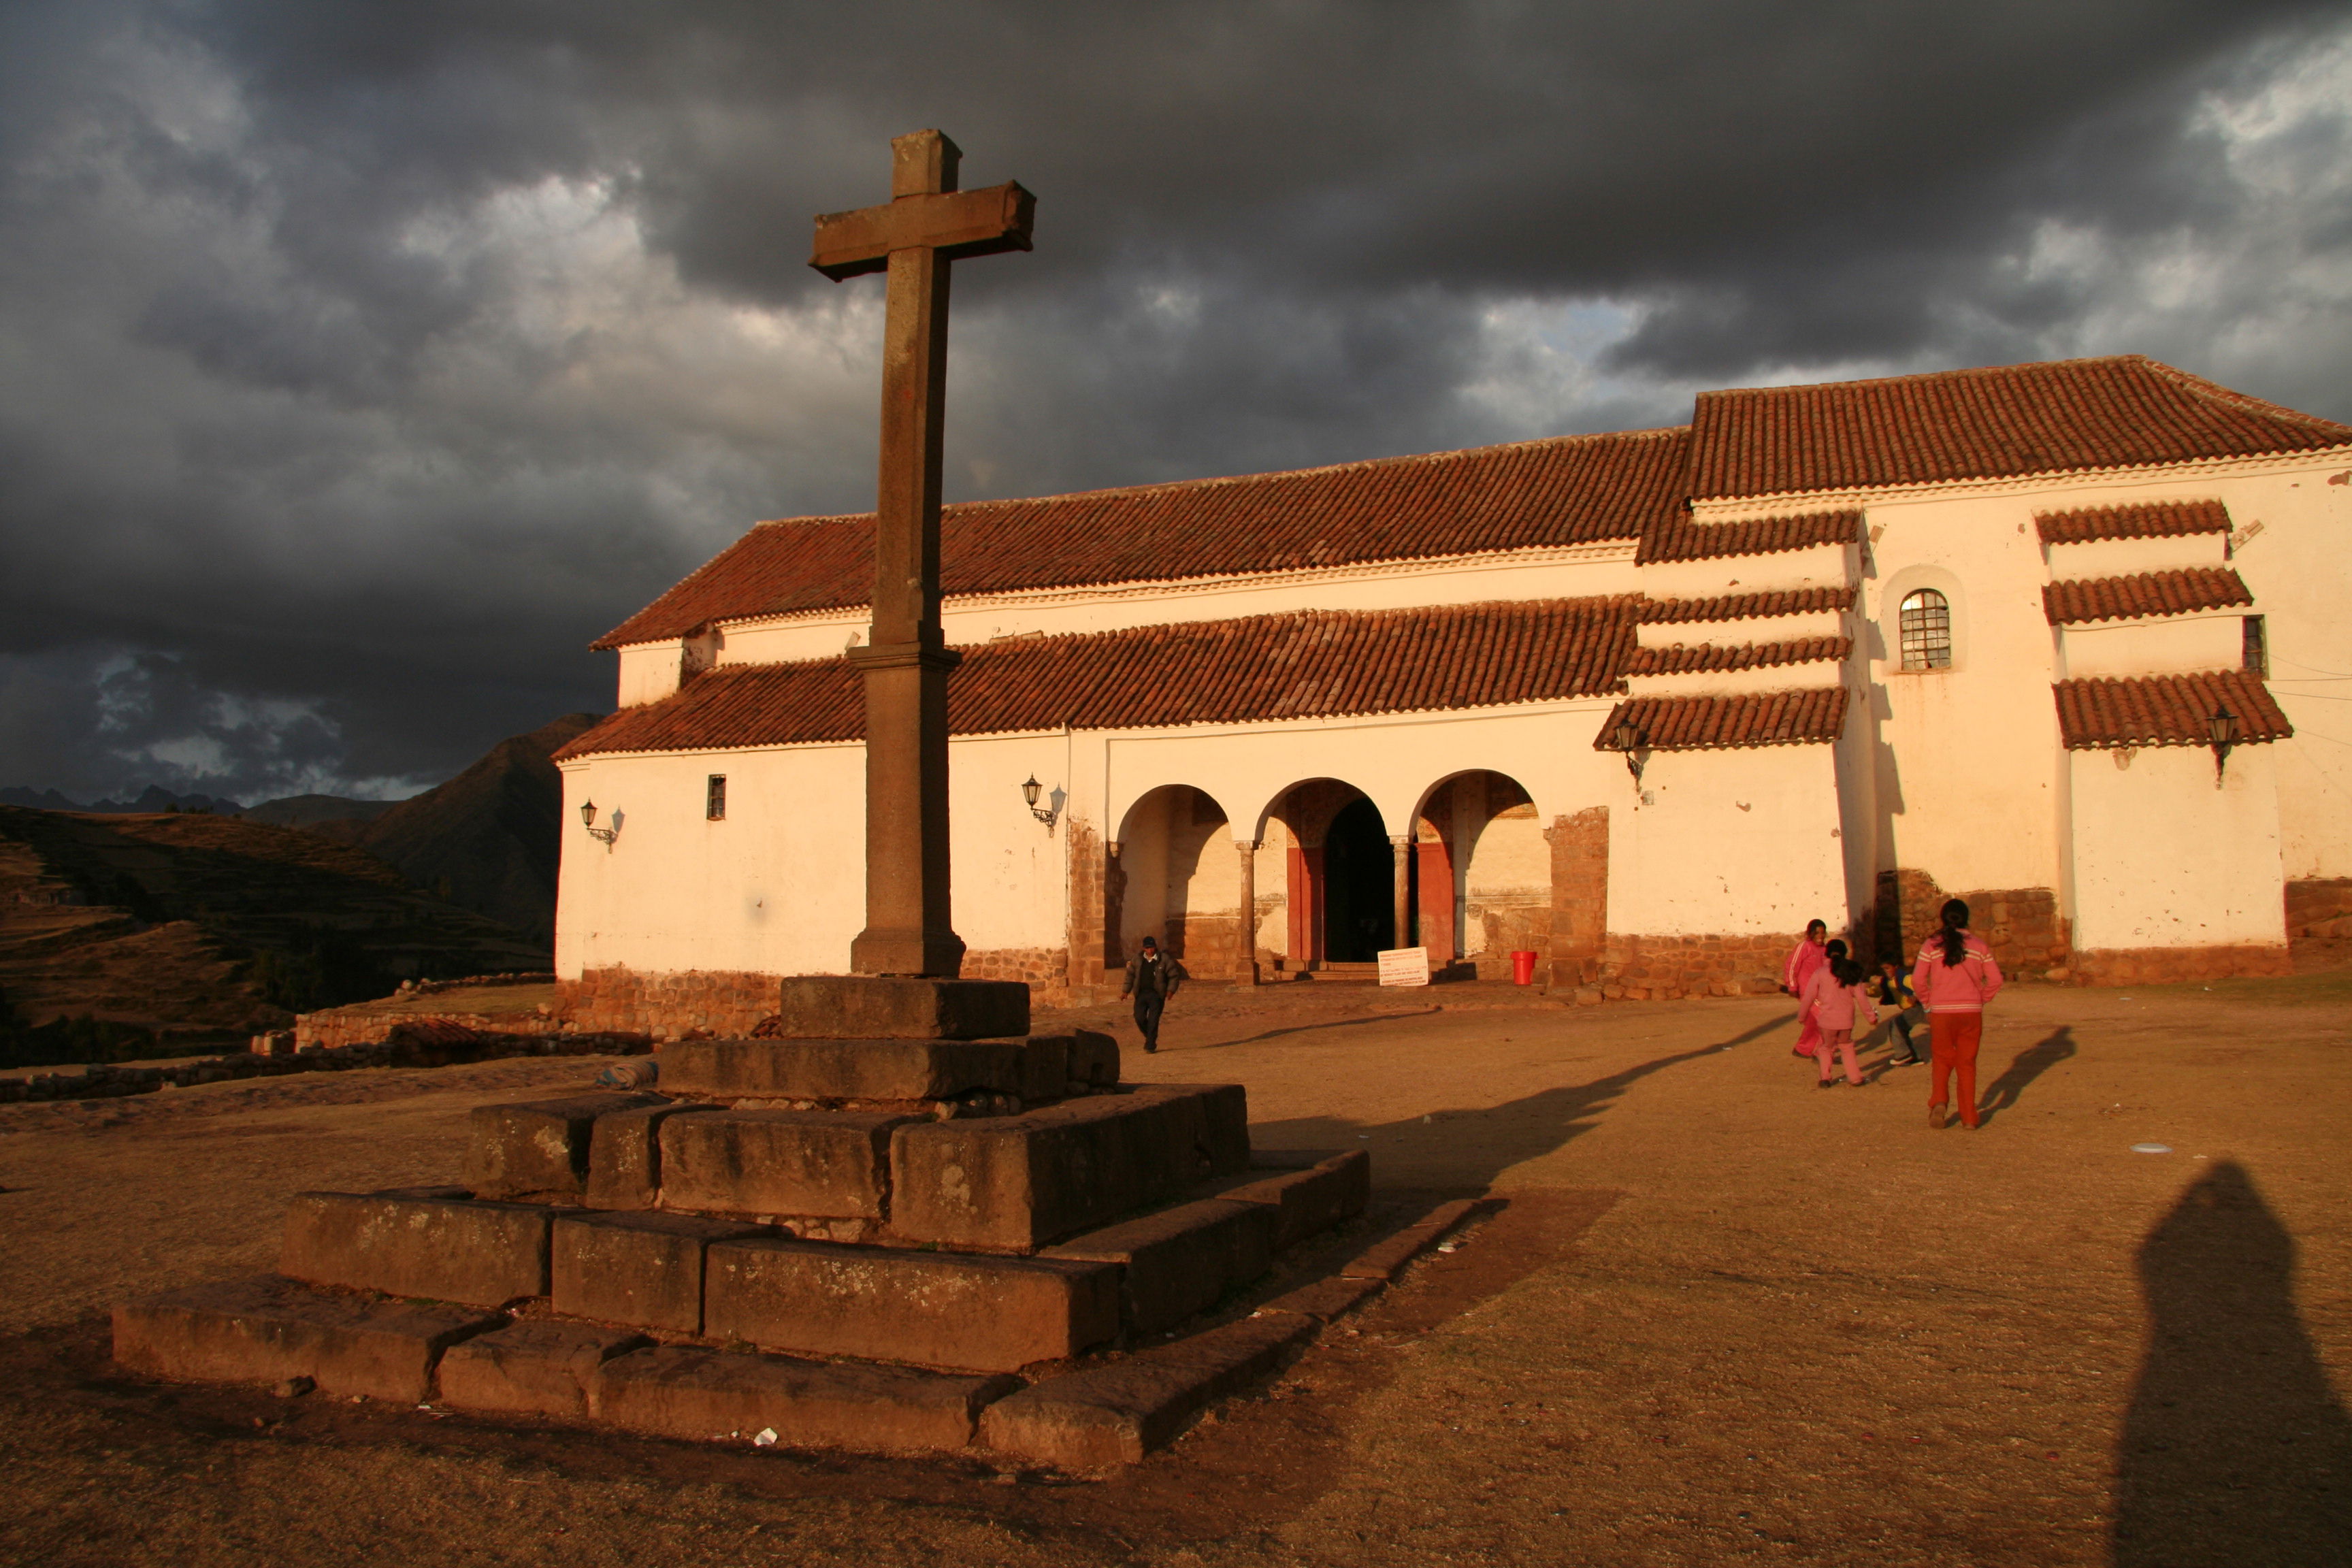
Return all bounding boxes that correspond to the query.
[1,0,2347,800]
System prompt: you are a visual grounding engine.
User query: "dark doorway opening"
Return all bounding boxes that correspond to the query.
[1322,796,1394,962]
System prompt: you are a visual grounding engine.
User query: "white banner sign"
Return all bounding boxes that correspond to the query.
[1377,946,1431,987]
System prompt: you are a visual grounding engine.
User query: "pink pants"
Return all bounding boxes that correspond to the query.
[1813,1028,1862,1085]
[1929,1011,1984,1127]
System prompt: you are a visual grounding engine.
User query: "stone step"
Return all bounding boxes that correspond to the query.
[1339,1197,1486,1281]
[977,1308,1320,1471]
[890,1084,1252,1252]
[768,976,1028,1041]
[703,1236,1121,1373]
[437,1320,649,1418]
[1215,1150,1371,1249]
[280,1192,553,1306]
[1042,1198,1275,1335]
[660,1037,1023,1102]
[656,1109,909,1222]
[591,1343,1017,1454]
[583,1101,723,1211]
[465,1092,667,1202]
[112,1274,504,1403]
[551,1211,771,1335]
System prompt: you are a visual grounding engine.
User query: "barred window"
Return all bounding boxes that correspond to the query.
[1898,589,1953,671]
[706,774,727,821]
[2242,615,2268,676]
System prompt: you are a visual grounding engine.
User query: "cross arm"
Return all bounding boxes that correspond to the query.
[809,182,1037,280]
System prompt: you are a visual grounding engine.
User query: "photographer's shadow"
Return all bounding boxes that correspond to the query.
[2114,1160,2351,1566]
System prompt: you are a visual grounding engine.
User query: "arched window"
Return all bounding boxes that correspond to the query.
[1898,589,1953,670]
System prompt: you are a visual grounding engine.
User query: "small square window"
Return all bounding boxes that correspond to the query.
[706,774,727,821]
[2242,615,2268,676]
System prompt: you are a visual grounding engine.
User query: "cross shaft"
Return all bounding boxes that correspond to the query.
[811,129,1034,977]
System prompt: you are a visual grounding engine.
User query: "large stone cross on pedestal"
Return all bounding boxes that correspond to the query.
[811,131,1035,977]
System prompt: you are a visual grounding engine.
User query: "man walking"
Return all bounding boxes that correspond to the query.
[1120,935,1185,1054]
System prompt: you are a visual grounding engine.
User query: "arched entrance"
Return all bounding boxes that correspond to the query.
[1322,796,1393,961]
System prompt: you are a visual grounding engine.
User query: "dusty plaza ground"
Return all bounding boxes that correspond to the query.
[0,966,2345,1567]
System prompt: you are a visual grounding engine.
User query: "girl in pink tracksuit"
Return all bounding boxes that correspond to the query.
[1799,955,1878,1087]
[1914,898,2004,1129]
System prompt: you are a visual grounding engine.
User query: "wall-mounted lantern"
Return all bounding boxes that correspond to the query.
[1021,776,1064,835]
[2208,706,2239,786]
[1611,721,1650,786]
[580,799,623,851]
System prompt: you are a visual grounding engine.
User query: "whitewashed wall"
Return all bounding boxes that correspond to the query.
[2067,743,2287,950]
[1605,743,1850,936]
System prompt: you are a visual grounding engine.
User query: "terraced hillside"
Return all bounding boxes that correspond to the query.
[0,806,544,1060]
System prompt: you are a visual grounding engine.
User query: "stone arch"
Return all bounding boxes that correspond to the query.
[1411,768,1552,973]
[1109,784,1241,977]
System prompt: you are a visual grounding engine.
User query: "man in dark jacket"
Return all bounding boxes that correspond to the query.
[1120,935,1185,1054]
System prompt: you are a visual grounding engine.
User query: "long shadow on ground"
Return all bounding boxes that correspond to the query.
[1249,1014,1791,1193]
[1976,1025,2076,1123]
[2114,1160,2352,1567]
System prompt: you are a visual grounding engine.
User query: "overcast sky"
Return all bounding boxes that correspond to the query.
[3,0,2348,803]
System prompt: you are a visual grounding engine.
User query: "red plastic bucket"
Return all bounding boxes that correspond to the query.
[1509,949,1538,986]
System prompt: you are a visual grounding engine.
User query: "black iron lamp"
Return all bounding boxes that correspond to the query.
[2209,706,2239,785]
[1021,776,1062,834]
[579,799,621,850]
[1612,720,1649,785]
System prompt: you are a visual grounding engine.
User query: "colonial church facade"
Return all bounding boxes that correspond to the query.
[551,355,2352,1028]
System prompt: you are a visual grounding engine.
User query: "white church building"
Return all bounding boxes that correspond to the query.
[551,355,2352,1029]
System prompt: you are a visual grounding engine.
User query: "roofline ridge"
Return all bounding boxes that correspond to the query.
[1694,353,2158,404]
[730,424,1697,529]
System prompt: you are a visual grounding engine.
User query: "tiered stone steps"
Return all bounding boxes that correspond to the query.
[110,975,1446,1467]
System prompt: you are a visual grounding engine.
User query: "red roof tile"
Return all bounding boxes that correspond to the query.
[1637,508,1860,565]
[2034,498,2232,545]
[1639,586,1856,624]
[1590,687,1849,752]
[593,428,1690,648]
[560,598,1642,758]
[2053,670,2291,749]
[1688,357,2352,501]
[2043,567,2253,625]
[1627,638,1850,675]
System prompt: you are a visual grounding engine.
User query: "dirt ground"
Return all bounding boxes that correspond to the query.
[0,969,2345,1567]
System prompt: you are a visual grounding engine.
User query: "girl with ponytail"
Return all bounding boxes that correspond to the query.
[1913,898,2004,1129]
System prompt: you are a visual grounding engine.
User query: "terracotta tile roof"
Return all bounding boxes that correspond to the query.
[2034,498,2232,545]
[1636,508,1861,565]
[1688,356,2352,502]
[559,597,1642,757]
[1639,586,1855,624]
[593,428,1690,648]
[2053,670,2292,750]
[1590,688,1850,752]
[2043,567,2253,625]
[1627,638,1851,675]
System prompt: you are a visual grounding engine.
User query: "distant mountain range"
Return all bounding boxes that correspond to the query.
[304,714,601,945]
[0,713,602,1062]
[0,783,248,815]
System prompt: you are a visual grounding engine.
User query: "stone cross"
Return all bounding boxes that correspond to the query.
[811,130,1035,977]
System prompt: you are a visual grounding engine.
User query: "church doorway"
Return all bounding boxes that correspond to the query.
[1321,796,1394,962]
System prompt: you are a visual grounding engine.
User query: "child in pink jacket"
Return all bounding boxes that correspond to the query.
[1913,898,2004,1128]
[1800,955,1878,1088]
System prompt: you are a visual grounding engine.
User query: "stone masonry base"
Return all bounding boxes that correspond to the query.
[2068,945,2294,986]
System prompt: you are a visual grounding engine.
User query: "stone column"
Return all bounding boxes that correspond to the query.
[1103,840,1127,972]
[1235,840,1260,985]
[1390,835,1414,951]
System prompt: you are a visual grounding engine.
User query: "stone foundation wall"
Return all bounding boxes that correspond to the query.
[1873,870,2072,981]
[2286,877,2352,937]
[2070,945,2293,986]
[294,1009,568,1051]
[963,947,1070,1004]
[1592,934,1788,1001]
[558,966,781,1040]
